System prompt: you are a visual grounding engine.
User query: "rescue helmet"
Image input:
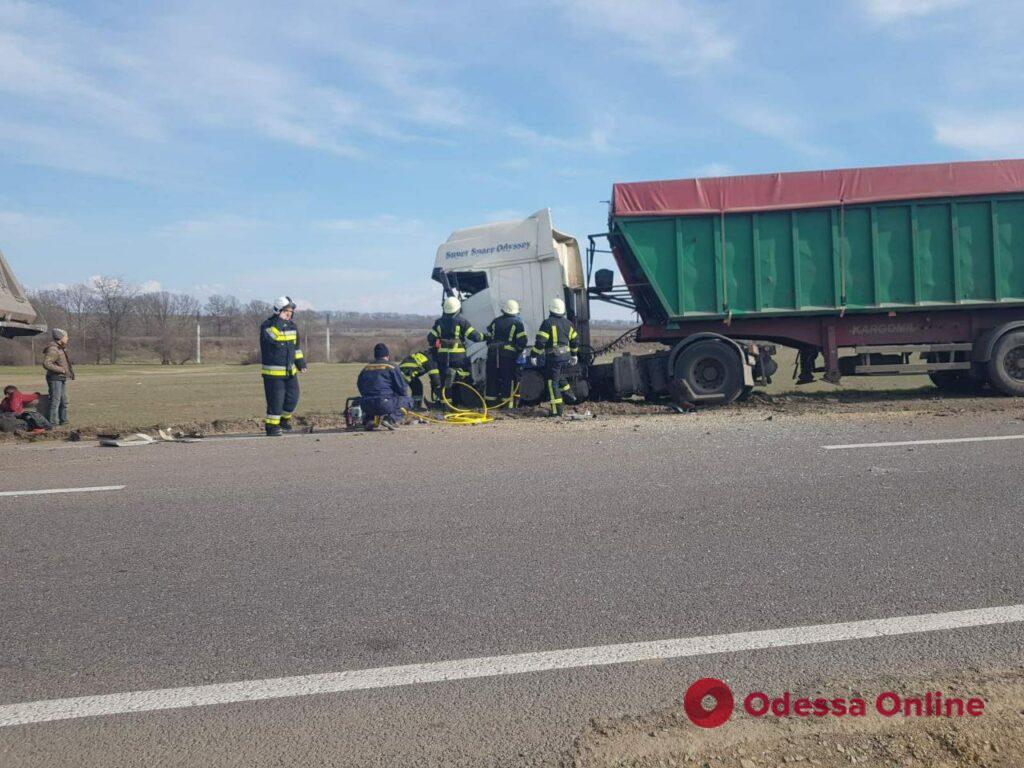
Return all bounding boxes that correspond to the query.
[273,295,297,313]
[442,296,461,314]
[501,298,520,315]
[548,297,566,316]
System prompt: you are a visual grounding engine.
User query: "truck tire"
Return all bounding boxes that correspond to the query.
[673,340,744,404]
[517,369,546,405]
[986,330,1024,396]
[928,371,985,393]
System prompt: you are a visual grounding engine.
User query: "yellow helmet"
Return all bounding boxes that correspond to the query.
[442,296,462,314]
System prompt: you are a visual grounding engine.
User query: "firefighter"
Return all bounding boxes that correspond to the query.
[260,296,306,436]
[531,297,579,416]
[398,349,440,409]
[357,343,413,430]
[427,296,483,407]
[484,299,528,408]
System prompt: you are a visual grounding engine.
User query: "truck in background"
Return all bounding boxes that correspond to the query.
[0,249,46,338]
[433,159,1024,406]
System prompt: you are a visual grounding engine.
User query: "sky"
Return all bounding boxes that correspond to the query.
[1,0,1022,317]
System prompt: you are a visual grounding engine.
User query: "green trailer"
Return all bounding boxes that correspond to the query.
[584,160,1024,403]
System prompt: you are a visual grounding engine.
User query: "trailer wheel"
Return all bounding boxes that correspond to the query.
[673,340,744,404]
[928,371,985,393]
[987,331,1024,396]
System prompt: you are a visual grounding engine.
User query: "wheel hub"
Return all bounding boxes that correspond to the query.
[1006,346,1024,381]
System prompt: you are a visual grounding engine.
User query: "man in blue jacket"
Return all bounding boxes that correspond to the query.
[357,344,413,430]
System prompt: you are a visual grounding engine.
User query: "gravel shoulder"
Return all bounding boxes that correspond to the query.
[568,668,1024,768]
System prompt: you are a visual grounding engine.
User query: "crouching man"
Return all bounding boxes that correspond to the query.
[357,344,413,431]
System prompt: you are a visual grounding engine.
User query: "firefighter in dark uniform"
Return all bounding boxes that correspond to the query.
[260,296,306,436]
[398,349,440,409]
[484,298,528,408]
[357,343,413,430]
[531,297,579,416]
[427,296,483,407]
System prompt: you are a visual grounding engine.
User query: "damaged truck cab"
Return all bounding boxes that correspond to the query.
[431,209,592,402]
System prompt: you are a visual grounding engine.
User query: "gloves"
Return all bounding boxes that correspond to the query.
[570,356,578,366]
[529,357,538,367]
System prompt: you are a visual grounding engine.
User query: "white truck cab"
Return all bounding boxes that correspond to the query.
[431,209,588,378]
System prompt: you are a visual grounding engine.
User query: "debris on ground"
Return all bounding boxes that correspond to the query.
[99,432,156,448]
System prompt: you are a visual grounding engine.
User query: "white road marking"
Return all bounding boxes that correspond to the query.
[823,434,1024,450]
[2,603,1022,727]
[0,485,125,498]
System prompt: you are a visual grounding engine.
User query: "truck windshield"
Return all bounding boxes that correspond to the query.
[447,271,488,298]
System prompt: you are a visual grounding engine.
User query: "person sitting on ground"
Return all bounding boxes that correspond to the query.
[356,343,414,431]
[1,385,52,431]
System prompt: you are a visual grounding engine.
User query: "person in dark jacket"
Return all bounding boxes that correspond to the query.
[260,296,306,436]
[357,344,413,430]
[484,299,528,408]
[41,328,74,426]
[531,297,580,416]
[398,349,440,409]
[427,296,483,408]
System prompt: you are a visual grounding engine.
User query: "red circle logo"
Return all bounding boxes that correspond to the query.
[684,678,734,728]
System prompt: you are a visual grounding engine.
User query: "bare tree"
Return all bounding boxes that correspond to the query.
[138,291,200,363]
[92,276,138,363]
[204,294,241,335]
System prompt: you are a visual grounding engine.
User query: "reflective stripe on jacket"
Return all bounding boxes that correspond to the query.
[260,315,305,376]
[399,351,439,382]
[486,314,528,357]
[427,313,483,353]
[532,315,579,359]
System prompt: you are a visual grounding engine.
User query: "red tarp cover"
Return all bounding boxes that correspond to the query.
[612,159,1024,217]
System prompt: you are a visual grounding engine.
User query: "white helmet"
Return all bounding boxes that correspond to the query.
[442,295,462,314]
[548,297,566,316]
[501,298,520,315]
[273,295,296,312]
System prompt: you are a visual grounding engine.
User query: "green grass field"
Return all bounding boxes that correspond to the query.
[0,349,938,431]
[0,364,364,429]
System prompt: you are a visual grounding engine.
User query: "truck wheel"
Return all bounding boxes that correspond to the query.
[517,369,546,405]
[673,340,744,404]
[928,371,985,393]
[987,331,1024,396]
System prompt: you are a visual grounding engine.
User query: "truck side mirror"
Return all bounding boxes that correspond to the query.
[594,269,614,293]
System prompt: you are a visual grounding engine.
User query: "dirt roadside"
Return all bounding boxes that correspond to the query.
[565,668,1024,768]
[2,384,1022,443]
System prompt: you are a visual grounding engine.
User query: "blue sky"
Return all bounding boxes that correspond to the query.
[1,0,1021,317]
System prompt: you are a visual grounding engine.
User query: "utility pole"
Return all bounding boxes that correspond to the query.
[195,313,202,364]
[324,311,331,363]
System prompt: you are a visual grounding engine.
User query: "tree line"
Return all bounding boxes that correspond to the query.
[18,276,436,366]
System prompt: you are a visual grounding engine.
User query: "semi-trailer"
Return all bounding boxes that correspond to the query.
[433,159,1024,405]
[0,248,45,338]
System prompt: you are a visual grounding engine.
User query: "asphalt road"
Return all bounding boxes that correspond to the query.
[1,406,1023,766]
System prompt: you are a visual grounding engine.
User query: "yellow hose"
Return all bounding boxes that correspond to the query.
[401,381,519,426]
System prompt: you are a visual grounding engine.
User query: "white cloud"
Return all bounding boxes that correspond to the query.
[933,111,1024,155]
[559,0,734,77]
[693,162,734,177]
[316,215,428,235]
[0,209,65,238]
[505,122,613,153]
[724,103,827,158]
[862,0,970,22]
[138,279,162,293]
[154,216,268,238]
